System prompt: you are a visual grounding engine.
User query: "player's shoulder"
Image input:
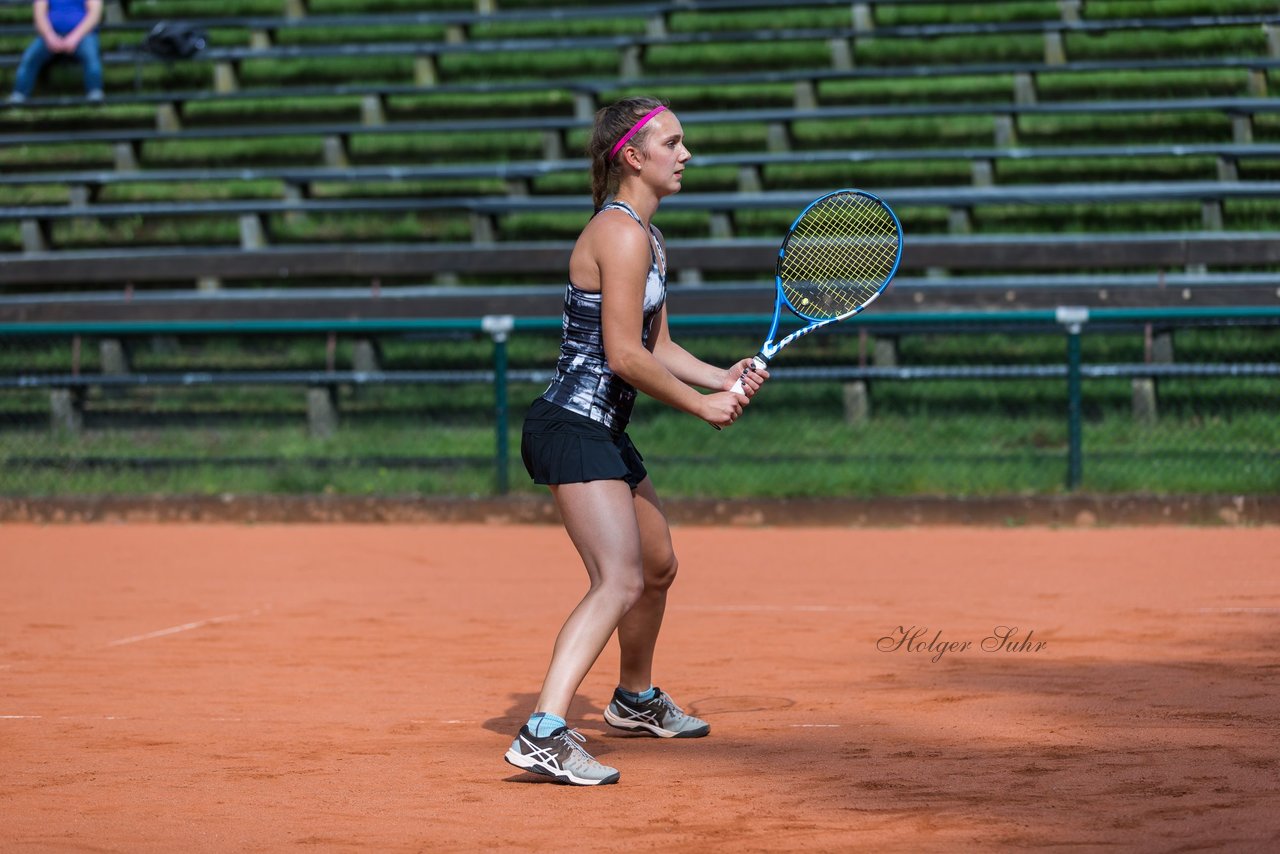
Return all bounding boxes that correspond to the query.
[584,208,651,256]
[591,204,644,231]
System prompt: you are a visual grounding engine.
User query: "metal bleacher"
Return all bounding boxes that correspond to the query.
[2,0,1277,472]
[1,0,1279,317]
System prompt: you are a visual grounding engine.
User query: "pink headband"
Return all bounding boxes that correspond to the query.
[609,105,667,161]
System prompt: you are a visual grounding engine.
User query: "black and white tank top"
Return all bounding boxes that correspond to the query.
[539,200,668,433]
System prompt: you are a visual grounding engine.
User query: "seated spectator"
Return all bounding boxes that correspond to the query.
[8,0,104,104]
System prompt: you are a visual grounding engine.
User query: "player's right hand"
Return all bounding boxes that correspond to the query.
[703,390,748,429]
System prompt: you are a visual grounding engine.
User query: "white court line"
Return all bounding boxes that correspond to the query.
[0,715,42,719]
[410,719,476,725]
[107,609,262,647]
[675,604,877,613]
[790,724,840,728]
[1196,607,1280,615]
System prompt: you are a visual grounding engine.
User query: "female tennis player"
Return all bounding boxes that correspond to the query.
[503,97,768,786]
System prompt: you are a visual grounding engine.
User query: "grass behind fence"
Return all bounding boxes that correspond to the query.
[0,327,1276,498]
[3,389,1275,498]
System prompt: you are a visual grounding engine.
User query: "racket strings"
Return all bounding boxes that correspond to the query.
[780,194,899,320]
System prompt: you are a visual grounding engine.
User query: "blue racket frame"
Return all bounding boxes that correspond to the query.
[758,188,903,364]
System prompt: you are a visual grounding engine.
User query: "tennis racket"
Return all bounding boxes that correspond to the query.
[728,189,902,395]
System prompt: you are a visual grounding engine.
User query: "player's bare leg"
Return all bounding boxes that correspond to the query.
[616,476,677,692]
[534,478,645,719]
[605,477,710,738]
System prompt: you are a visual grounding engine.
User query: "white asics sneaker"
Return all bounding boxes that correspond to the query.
[603,687,710,738]
[504,725,620,786]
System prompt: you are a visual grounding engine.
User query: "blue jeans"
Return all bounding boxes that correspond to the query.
[12,32,103,96]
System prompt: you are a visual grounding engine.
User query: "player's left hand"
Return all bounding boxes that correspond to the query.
[724,358,769,397]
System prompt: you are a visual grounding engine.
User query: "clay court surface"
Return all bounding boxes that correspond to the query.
[2,522,1278,852]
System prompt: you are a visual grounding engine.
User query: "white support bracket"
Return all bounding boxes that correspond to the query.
[1055,305,1090,334]
[482,314,515,343]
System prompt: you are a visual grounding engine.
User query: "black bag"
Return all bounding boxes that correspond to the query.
[142,22,208,61]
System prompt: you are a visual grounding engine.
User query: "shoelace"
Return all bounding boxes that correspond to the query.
[556,728,599,763]
[655,691,689,719]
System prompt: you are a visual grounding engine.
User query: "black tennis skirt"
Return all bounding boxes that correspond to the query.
[520,397,648,489]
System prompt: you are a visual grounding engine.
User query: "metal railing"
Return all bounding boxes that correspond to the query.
[2,305,1278,494]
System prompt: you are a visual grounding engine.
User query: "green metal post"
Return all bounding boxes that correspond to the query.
[1066,330,1083,490]
[1057,307,1088,491]
[483,315,515,495]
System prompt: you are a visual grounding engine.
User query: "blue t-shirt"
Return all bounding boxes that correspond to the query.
[46,0,88,36]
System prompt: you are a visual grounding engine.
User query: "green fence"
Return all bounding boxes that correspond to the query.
[0,306,1277,498]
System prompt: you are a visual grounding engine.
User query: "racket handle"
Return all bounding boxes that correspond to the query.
[729,356,769,395]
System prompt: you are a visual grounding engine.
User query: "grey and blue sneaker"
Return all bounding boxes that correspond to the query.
[504,725,620,786]
[603,686,710,738]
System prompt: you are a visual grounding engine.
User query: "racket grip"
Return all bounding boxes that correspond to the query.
[729,356,769,395]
